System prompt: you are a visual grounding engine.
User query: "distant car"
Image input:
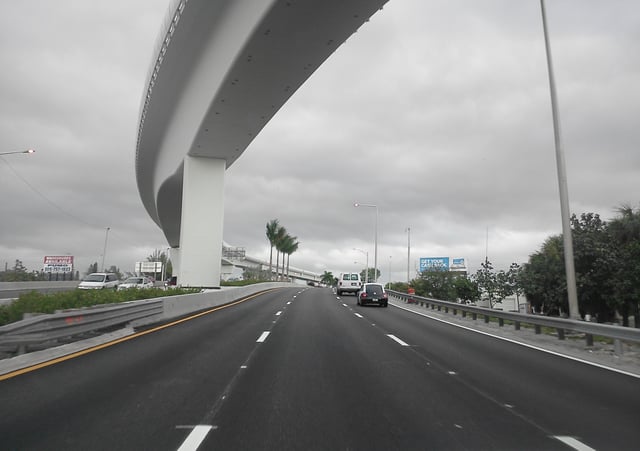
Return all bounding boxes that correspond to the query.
[117,276,154,291]
[337,272,362,296]
[78,272,120,290]
[356,283,388,307]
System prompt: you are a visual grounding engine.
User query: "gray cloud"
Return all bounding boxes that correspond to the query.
[1,0,638,282]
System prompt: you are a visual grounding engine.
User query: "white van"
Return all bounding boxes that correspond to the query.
[337,272,362,296]
[78,272,120,290]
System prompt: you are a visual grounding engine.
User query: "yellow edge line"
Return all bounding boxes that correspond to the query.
[0,289,277,381]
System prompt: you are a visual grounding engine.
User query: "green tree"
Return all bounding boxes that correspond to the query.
[360,267,381,284]
[608,205,640,327]
[320,271,335,285]
[265,219,280,280]
[520,235,567,315]
[452,275,481,303]
[471,260,521,308]
[413,268,457,301]
[570,213,617,322]
[273,225,288,281]
[1,260,36,281]
[280,234,299,280]
[473,260,499,307]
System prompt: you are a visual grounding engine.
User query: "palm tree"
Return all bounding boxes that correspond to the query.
[320,271,334,286]
[281,235,299,280]
[266,219,280,280]
[274,225,287,281]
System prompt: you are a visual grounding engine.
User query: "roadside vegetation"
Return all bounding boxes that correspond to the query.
[388,205,640,327]
[0,287,199,327]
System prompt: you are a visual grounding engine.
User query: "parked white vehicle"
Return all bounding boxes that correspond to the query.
[78,273,120,290]
[117,276,154,291]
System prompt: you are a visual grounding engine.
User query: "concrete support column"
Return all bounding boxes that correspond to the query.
[178,155,225,287]
[171,247,181,283]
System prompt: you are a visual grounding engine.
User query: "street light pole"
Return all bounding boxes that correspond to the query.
[354,203,378,282]
[353,248,369,283]
[540,0,579,319]
[101,227,110,272]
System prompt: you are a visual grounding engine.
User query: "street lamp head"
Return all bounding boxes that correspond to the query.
[0,148,36,156]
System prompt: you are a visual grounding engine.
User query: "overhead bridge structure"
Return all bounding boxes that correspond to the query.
[136,0,389,287]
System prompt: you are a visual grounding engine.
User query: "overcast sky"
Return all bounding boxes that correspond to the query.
[1,0,638,282]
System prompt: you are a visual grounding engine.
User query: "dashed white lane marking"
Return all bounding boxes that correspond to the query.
[392,302,640,379]
[177,425,212,451]
[553,436,596,451]
[287,301,292,305]
[256,331,270,342]
[354,313,364,318]
[387,334,410,346]
[342,303,348,307]
[275,311,282,316]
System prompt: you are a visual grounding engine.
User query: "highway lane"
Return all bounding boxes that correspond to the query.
[0,286,304,450]
[350,296,640,451]
[1,286,637,450]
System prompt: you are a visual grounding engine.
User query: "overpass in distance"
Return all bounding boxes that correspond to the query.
[136,0,389,287]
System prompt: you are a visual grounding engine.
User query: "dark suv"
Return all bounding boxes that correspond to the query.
[357,283,388,307]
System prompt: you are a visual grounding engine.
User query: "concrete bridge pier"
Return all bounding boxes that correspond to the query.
[178,155,225,287]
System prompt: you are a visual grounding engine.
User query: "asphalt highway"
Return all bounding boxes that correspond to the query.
[1,287,637,450]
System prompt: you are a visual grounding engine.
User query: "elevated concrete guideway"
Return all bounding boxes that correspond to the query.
[136,0,389,287]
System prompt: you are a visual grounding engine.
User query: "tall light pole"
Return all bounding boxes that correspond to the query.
[540,0,579,319]
[353,248,369,283]
[388,255,392,289]
[354,203,378,282]
[101,227,110,272]
[406,227,411,284]
[0,149,35,156]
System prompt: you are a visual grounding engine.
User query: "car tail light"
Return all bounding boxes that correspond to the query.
[360,292,367,298]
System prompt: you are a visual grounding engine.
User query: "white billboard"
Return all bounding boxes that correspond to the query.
[135,261,163,273]
[43,255,74,273]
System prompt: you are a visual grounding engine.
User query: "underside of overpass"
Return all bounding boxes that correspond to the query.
[136,0,389,287]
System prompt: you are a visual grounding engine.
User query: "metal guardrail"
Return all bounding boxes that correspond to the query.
[388,290,640,355]
[0,300,163,355]
[0,283,293,359]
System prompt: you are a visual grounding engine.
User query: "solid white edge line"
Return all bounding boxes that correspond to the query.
[256,331,270,342]
[177,425,213,451]
[387,334,410,346]
[392,303,640,379]
[553,436,596,451]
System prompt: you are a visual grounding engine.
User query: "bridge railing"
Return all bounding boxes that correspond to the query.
[388,290,640,355]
